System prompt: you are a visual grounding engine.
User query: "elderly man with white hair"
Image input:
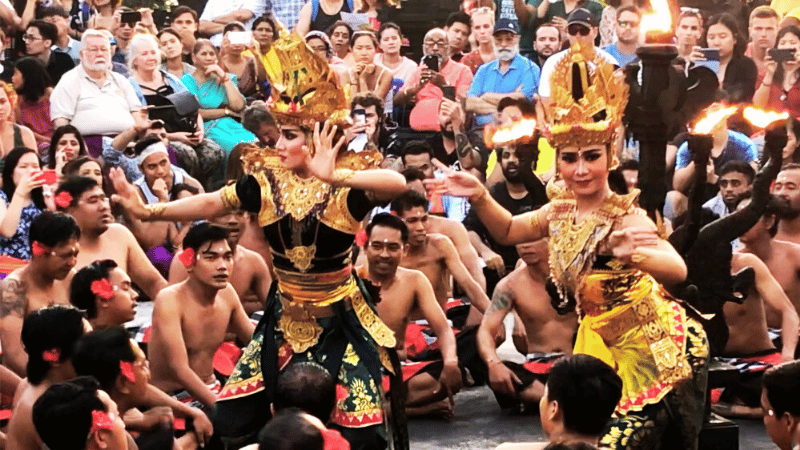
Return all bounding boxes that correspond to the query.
[126,33,224,189]
[50,29,142,156]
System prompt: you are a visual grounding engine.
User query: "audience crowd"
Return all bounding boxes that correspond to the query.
[4,0,800,448]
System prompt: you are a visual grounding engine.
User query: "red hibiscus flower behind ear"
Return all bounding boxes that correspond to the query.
[178,248,196,267]
[54,191,73,209]
[91,279,115,300]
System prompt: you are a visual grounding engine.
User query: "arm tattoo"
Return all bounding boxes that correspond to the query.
[486,289,513,315]
[0,279,27,318]
[455,133,472,159]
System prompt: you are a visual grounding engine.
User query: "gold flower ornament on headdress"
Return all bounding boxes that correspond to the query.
[263,33,351,128]
[547,42,628,149]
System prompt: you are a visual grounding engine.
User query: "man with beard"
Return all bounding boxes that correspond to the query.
[149,223,253,411]
[50,30,142,138]
[747,7,780,74]
[601,6,641,67]
[54,176,167,300]
[169,209,272,317]
[357,214,463,418]
[464,143,547,278]
[394,28,473,132]
[466,19,540,132]
[704,161,755,218]
[531,23,561,68]
[0,212,80,376]
[477,239,579,410]
[773,164,800,244]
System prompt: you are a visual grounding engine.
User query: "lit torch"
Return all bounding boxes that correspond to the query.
[743,106,789,165]
[691,104,738,135]
[640,0,674,44]
[742,106,789,129]
[487,118,537,147]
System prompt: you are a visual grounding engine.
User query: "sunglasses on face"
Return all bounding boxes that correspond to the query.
[568,25,591,36]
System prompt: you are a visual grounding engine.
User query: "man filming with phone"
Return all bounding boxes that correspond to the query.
[754,26,800,117]
[394,27,473,132]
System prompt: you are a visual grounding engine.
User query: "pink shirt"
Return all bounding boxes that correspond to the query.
[404,59,473,131]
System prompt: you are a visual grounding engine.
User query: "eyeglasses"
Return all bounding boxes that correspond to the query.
[567,25,591,36]
[618,20,639,28]
[22,34,42,42]
[423,39,447,48]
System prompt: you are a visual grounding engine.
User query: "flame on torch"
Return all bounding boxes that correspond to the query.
[742,106,789,129]
[692,104,738,135]
[640,0,672,36]
[490,118,538,146]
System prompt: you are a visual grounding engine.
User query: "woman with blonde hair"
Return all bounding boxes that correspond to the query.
[127,33,224,188]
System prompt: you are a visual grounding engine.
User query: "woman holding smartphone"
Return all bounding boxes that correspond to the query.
[219,22,260,99]
[704,13,757,103]
[754,25,800,117]
[0,148,46,260]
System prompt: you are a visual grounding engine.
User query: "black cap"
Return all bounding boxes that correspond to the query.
[493,18,520,35]
[567,8,595,28]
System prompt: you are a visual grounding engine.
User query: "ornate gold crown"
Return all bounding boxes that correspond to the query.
[547,42,628,149]
[263,33,350,128]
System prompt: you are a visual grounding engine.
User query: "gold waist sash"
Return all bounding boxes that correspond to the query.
[574,271,693,414]
[275,266,356,307]
[275,266,396,353]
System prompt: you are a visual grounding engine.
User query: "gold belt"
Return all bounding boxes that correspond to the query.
[275,267,396,353]
[275,266,354,306]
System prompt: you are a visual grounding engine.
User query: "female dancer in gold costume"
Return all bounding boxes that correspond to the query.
[431,43,709,450]
[110,33,406,449]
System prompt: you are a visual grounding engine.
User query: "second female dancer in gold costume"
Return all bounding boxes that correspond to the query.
[430,43,709,450]
[110,33,407,449]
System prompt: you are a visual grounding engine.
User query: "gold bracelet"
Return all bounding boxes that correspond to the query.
[333,169,356,185]
[630,250,646,264]
[145,203,167,220]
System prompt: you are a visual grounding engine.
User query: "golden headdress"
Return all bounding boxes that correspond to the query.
[547,42,628,149]
[263,33,350,128]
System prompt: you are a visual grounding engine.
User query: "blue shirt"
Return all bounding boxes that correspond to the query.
[602,43,638,67]
[675,130,758,172]
[467,53,540,127]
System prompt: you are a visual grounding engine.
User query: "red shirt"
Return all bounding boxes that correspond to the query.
[756,71,800,118]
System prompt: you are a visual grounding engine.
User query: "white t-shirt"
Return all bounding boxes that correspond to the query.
[50,65,142,135]
[200,0,268,46]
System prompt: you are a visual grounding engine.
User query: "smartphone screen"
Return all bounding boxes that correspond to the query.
[228,31,251,46]
[442,85,456,101]
[39,170,58,184]
[120,11,141,24]
[422,55,439,72]
[353,108,366,126]
[699,48,720,61]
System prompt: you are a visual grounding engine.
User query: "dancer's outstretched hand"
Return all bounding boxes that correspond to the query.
[424,159,486,201]
[308,121,346,184]
[110,167,150,220]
